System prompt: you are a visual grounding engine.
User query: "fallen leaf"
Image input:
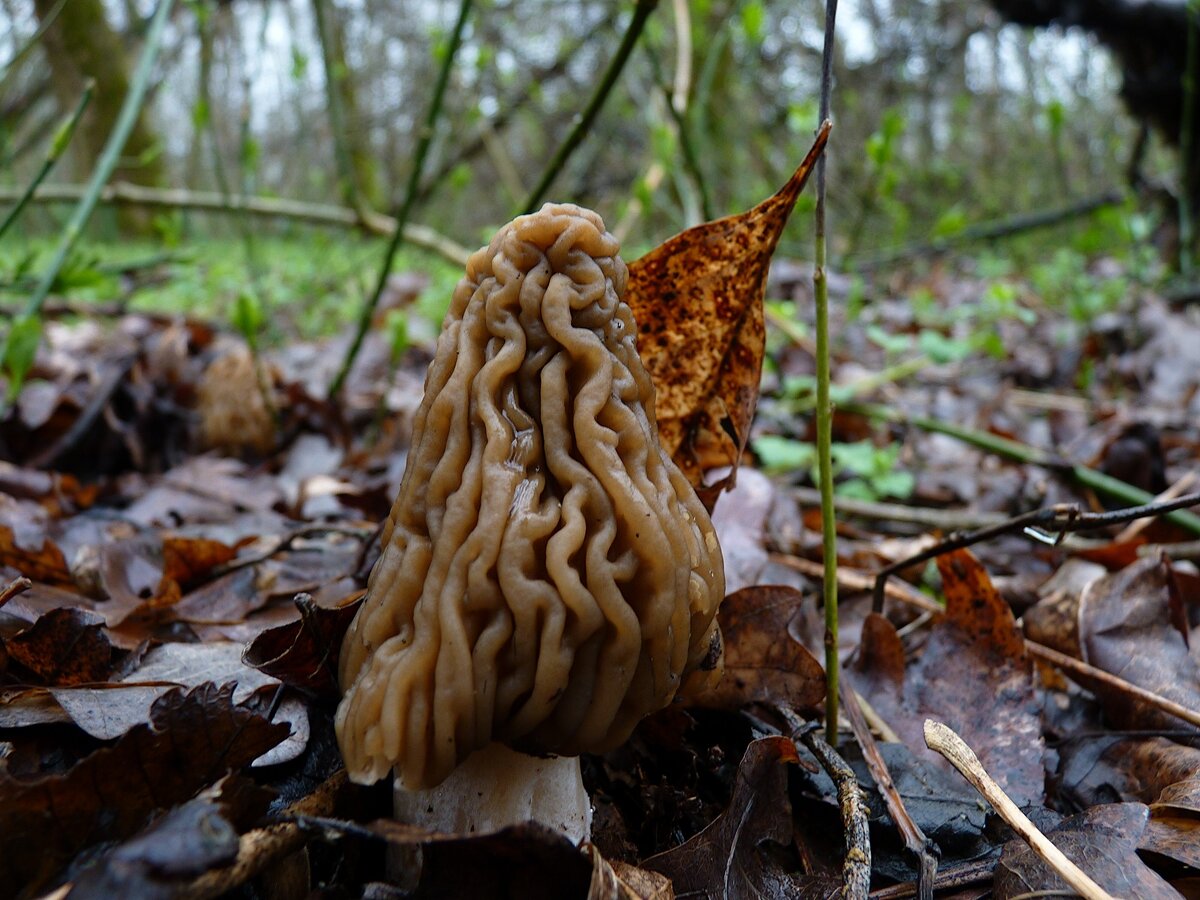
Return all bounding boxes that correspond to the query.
[4,607,114,685]
[243,593,364,697]
[642,736,829,900]
[847,548,1044,807]
[626,123,830,505]
[694,585,825,712]
[993,802,1177,899]
[0,683,288,894]
[0,524,74,586]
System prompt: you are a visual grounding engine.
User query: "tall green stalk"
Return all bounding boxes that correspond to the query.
[815,0,840,746]
[0,0,176,404]
[0,81,92,242]
[328,0,473,402]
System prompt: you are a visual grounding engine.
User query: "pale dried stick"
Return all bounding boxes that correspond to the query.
[923,720,1118,900]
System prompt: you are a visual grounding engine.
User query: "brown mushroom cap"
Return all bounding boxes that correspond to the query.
[336,203,724,789]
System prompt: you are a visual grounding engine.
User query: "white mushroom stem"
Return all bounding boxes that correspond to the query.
[393,743,592,844]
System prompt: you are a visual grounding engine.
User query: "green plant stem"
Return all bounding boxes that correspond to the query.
[0,0,175,406]
[328,0,472,402]
[0,81,92,242]
[841,401,1200,536]
[0,0,65,87]
[815,0,840,747]
[519,0,658,215]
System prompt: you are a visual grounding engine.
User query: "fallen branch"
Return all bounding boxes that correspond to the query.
[0,183,471,267]
[784,711,871,900]
[923,719,1118,900]
[870,491,1200,612]
[788,486,1010,531]
[840,684,935,900]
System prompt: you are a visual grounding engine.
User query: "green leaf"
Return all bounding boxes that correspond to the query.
[233,291,264,349]
[2,313,43,401]
[385,309,409,363]
[741,2,765,42]
[753,435,816,473]
[917,329,972,364]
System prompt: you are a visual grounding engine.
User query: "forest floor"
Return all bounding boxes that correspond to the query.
[1,238,1199,899]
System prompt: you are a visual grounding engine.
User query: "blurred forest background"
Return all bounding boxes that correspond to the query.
[1,0,1188,343]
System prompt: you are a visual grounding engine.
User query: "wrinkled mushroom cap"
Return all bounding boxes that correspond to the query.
[336,204,724,789]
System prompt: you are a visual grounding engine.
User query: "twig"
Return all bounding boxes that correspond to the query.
[770,552,942,615]
[1114,470,1199,543]
[519,0,658,214]
[328,0,473,402]
[0,81,92,241]
[923,720,1119,900]
[868,859,995,899]
[787,486,1010,531]
[1139,537,1200,559]
[814,0,840,745]
[0,183,470,266]
[0,575,32,610]
[1026,639,1200,730]
[841,400,1200,535]
[871,492,1200,613]
[787,715,871,900]
[848,191,1126,271]
[840,684,936,900]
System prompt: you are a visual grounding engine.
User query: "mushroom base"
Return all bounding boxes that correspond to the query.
[393,742,592,844]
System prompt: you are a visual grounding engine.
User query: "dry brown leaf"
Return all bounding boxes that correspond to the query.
[0,524,74,587]
[626,123,830,507]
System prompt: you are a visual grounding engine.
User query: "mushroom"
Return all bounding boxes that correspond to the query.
[335,203,725,844]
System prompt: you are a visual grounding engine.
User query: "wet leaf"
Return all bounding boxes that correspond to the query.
[847,549,1043,807]
[159,534,239,590]
[993,803,1177,899]
[627,123,830,505]
[695,585,825,712]
[0,683,288,893]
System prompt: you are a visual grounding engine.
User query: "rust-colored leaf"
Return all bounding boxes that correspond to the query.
[695,585,825,712]
[5,607,114,686]
[627,123,831,506]
[0,524,74,586]
[160,535,240,590]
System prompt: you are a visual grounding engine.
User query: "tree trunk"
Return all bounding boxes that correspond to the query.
[32,0,167,234]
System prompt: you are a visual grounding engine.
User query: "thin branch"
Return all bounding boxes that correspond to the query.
[788,486,1011,531]
[871,492,1200,613]
[519,0,658,214]
[814,0,840,745]
[328,0,473,402]
[0,80,91,241]
[787,715,871,900]
[0,183,470,266]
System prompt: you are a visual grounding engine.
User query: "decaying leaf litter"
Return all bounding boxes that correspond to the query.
[2,134,1200,898]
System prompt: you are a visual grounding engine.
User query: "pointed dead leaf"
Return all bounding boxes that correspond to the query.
[160,535,240,589]
[0,683,288,893]
[694,585,825,712]
[627,123,831,505]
